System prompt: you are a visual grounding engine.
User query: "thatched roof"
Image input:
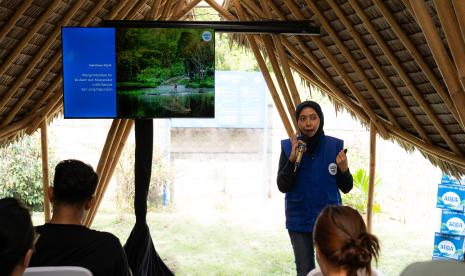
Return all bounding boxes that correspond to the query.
[1,0,465,177]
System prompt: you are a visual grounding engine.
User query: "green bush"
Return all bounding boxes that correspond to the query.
[342,168,382,214]
[0,133,57,211]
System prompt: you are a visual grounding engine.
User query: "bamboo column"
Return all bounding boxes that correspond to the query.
[40,120,51,222]
[367,122,377,233]
[233,0,294,137]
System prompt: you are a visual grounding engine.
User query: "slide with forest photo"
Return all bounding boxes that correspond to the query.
[115,27,215,118]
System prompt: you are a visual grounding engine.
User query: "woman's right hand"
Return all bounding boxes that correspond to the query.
[289,132,299,163]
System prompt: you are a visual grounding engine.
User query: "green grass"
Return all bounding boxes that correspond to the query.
[32,207,435,276]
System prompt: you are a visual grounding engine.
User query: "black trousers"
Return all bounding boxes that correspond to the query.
[288,230,315,276]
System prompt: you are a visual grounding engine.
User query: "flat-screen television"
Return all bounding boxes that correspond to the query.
[62,25,215,118]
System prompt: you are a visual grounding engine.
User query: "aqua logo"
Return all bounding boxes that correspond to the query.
[446,217,465,232]
[438,240,456,256]
[442,192,461,207]
[202,31,212,42]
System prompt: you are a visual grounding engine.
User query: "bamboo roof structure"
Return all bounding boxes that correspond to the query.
[1,0,465,179]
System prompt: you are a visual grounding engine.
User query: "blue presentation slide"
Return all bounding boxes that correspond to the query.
[62,27,116,118]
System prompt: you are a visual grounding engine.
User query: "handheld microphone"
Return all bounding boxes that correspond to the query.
[294,142,307,173]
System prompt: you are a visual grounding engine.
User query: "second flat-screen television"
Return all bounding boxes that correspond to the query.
[62,24,215,118]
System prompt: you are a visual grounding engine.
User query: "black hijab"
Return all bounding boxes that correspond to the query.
[294,100,325,154]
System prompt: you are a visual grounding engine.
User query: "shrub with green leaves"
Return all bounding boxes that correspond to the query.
[0,133,56,211]
[342,168,382,214]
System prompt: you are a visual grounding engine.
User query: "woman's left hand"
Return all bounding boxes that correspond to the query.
[336,149,349,172]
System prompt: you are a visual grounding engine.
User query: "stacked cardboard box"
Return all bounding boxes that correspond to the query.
[433,175,465,261]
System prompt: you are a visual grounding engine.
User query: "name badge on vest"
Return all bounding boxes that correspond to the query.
[328,163,337,175]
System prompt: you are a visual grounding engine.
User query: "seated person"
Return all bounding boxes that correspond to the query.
[0,197,34,276]
[29,159,131,276]
[308,206,381,276]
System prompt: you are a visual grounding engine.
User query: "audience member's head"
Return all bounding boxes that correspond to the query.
[313,205,380,276]
[0,197,34,276]
[51,159,98,207]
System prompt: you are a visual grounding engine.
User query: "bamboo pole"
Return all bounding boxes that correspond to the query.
[367,122,376,233]
[204,0,236,20]
[304,0,399,129]
[273,34,301,106]
[372,0,461,127]
[261,36,298,129]
[40,121,51,222]
[435,0,465,93]
[313,37,391,139]
[1,54,61,127]
[328,0,430,144]
[0,0,32,41]
[86,120,134,226]
[382,122,465,169]
[26,92,62,134]
[453,1,465,47]
[148,0,162,19]
[0,0,61,78]
[289,59,371,125]
[0,0,79,112]
[409,0,465,151]
[83,120,121,226]
[233,0,294,137]
[0,116,33,141]
[172,0,202,20]
[1,0,127,128]
[282,39,376,128]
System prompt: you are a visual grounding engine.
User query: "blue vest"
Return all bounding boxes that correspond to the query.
[281,135,343,232]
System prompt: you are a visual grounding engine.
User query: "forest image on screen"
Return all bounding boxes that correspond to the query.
[115,27,215,118]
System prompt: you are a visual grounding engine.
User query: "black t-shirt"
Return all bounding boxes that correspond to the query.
[29,223,131,276]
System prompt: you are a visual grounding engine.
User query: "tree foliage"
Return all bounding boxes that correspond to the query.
[342,168,382,214]
[0,133,57,211]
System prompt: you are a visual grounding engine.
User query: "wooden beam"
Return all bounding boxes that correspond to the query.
[26,91,62,135]
[172,0,202,20]
[435,0,465,92]
[312,36,390,139]
[1,54,61,128]
[40,121,51,222]
[273,34,301,106]
[233,0,294,137]
[204,0,236,20]
[0,0,61,78]
[305,0,399,129]
[0,0,32,41]
[85,120,134,226]
[289,59,371,125]
[84,119,122,226]
[329,0,430,144]
[261,35,298,129]
[367,122,376,233]
[349,0,461,149]
[409,0,465,155]
[346,0,434,143]
[282,38,374,126]
[0,0,121,127]
[383,122,465,169]
[453,1,465,48]
[148,0,162,19]
[372,0,461,128]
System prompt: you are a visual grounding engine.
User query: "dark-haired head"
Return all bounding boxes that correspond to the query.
[52,159,98,206]
[0,197,34,276]
[313,206,380,276]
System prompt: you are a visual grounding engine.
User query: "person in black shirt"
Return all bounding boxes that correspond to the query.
[0,197,34,276]
[29,159,131,276]
[277,101,353,276]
